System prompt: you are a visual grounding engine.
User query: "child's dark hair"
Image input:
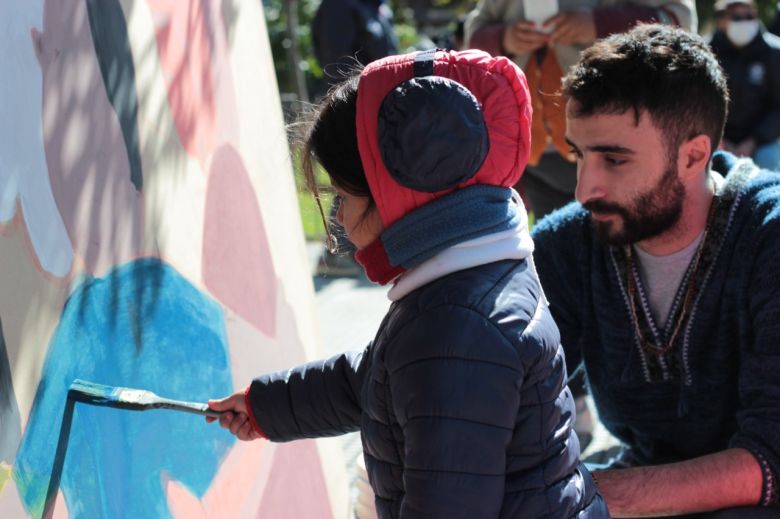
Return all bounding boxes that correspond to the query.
[563,24,729,161]
[300,73,373,250]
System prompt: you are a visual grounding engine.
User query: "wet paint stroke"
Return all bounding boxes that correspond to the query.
[13,259,235,518]
[203,144,277,336]
[0,317,22,465]
[85,0,143,192]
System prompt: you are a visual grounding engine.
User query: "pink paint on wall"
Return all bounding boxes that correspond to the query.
[164,441,267,518]
[50,490,67,519]
[0,474,29,518]
[166,481,206,519]
[146,0,219,164]
[257,441,333,519]
[37,0,143,277]
[203,144,276,337]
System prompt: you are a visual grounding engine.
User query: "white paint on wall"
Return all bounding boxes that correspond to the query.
[0,1,74,278]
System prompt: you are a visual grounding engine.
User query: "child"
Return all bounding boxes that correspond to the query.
[208,49,607,518]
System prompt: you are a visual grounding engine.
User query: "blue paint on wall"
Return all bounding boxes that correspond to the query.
[13,258,235,518]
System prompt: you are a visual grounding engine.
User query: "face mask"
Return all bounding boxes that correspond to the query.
[726,20,760,47]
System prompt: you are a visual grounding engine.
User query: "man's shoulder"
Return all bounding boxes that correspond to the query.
[762,30,780,52]
[531,201,590,244]
[739,169,780,220]
[715,152,780,229]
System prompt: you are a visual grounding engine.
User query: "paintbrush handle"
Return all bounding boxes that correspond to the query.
[156,398,222,418]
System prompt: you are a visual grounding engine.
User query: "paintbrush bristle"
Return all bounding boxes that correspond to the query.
[68,379,150,409]
[69,379,117,403]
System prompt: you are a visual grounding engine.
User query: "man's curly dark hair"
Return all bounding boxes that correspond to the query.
[563,24,729,161]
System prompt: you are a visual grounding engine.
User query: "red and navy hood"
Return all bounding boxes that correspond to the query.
[353,49,532,284]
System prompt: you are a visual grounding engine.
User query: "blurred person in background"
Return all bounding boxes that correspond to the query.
[313,0,398,86]
[709,0,780,171]
[768,1,780,35]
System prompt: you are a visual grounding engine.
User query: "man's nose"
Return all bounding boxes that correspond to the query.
[574,157,607,205]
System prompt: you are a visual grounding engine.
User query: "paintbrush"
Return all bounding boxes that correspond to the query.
[68,379,222,418]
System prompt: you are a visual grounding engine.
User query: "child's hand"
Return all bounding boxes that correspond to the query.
[207,391,263,441]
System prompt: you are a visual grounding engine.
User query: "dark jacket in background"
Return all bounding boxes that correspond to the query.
[769,3,780,37]
[247,259,607,518]
[312,0,398,84]
[709,28,780,146]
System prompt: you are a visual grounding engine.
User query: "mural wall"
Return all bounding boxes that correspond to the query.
[0,1,348,517]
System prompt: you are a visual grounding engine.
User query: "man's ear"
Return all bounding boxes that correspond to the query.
[678,134,711,180]
[31,27,44,67]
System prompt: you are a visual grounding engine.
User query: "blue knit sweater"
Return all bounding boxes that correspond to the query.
[532,152,780,507]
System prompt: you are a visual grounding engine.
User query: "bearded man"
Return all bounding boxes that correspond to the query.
[532,24,780,518]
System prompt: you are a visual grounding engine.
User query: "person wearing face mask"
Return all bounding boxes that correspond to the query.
[709,0,780,171]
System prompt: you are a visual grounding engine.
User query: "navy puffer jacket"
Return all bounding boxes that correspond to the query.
[247,258,607,518]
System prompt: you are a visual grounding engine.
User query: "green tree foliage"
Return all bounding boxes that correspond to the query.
[263,0,321,98]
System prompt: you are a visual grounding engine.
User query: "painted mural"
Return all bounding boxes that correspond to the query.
[0,1,348,517]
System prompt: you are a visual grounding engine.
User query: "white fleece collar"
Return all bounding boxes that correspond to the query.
[388,195,534,301]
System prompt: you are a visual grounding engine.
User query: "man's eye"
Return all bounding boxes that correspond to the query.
[568,147,582,159]
[605,156,626,166]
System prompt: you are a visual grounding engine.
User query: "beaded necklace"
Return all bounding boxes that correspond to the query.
[624,198,717,356]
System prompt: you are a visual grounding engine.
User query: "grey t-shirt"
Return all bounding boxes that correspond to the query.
[633,232,704,329]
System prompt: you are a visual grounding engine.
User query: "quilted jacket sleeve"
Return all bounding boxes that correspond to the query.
[384,305,524,518]
[246,346,369,441]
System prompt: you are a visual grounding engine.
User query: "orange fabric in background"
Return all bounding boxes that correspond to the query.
[525,50,574,166]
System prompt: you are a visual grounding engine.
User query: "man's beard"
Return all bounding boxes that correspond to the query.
[583,159,686,246]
